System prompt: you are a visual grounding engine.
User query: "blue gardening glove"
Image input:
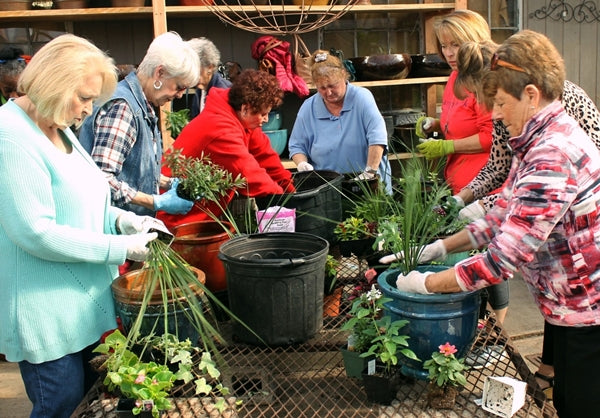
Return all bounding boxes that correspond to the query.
[415,116,437,139]
[395,270,433,294]
[124,232,158,262]
[417,139,455,159]
[153,179,194,214]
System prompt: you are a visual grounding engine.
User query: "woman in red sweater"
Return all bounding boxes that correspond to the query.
[159,69,295,229]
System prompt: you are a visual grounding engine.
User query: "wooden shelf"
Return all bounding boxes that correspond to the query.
[0,3,456,24]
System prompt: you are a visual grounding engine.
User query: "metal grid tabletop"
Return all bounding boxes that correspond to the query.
[73,256,557,418]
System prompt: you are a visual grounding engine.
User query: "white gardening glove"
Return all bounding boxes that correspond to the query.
[458,200,486,222]
[379,239,447,265]
[395,270,433,294]
[352,169,376,181]
[116,212,166,235]
[124,232,158,262]
[451,195,465,208]
[297,161,314,172]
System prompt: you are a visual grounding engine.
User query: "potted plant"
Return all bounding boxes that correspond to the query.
[105,239,254,416]
[423,342,468,409]
[163,148,246,204]
[373,154,481,380]
[333,216,377,258]
[340,271,418,402]
[340,282,418,404]
[93,330,235,418]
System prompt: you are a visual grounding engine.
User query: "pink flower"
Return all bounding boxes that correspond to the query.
[134,373,146,384]
[364,268,377,281]
[439,342,457,356]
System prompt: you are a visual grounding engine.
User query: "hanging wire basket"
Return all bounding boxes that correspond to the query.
[205,0,359,35]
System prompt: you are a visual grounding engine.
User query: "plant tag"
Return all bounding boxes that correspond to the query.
[366,359,376,375]
[256,206,296,233]
[142,399,154,412]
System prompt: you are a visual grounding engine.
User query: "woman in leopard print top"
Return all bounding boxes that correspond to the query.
[455,41,600,211]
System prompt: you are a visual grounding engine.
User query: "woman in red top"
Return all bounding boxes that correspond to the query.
[159,69,295,229]
[416,10,494,195]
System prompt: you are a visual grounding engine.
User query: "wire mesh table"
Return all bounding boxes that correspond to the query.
[72,255,557,418]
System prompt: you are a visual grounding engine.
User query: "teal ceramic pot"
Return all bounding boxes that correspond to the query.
[377,266,481,380]
[264,129,287,155]
[262,110,282,131]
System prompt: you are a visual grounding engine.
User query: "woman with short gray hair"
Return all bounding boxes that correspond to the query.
[187,37,231,118]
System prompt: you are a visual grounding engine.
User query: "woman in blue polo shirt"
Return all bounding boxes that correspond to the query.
[288,49,392,193]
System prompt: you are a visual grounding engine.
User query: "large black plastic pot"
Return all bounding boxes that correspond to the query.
[255,170,343,244]
[218,232,329,346]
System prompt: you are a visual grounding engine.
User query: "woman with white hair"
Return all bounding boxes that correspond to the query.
[79,31,200,218]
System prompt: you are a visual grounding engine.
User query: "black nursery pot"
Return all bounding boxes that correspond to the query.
[115,399,155,418]
[361,365,403,405]
[338,237,376,258]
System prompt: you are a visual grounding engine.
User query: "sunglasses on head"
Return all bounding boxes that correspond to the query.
[490,53,527,73]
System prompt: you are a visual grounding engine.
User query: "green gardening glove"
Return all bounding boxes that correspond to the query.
[416,139,455,159]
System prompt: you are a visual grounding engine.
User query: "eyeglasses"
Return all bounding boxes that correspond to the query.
[490,53,527,74]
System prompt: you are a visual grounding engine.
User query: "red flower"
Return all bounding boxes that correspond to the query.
[364,268,377,281]
[439,342,457,356]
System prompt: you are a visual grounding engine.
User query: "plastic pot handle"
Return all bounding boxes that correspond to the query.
[217,252,306,267]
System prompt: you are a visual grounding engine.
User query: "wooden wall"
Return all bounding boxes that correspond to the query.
[524,0,600,105]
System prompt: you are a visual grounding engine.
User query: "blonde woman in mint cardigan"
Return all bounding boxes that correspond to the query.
[0,35,160,418]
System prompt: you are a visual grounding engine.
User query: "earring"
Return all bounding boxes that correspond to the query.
[153,80,162,90]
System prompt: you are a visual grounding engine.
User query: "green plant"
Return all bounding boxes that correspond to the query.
[373,155,466,274]
[163,108,190,139]
[333,216,376,241]
[94,330,234,418]
[164,147,246,203]
[341,282,418,374]
[423,342,468,389]
[324,254,339,295]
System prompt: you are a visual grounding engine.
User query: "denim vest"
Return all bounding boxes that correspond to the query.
[79,72,162,216]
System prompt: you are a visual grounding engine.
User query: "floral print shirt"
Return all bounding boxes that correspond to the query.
[465,80,600,210]
[455,101,600,327]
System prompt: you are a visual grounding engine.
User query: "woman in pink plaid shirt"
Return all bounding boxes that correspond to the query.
[394,30,600,417]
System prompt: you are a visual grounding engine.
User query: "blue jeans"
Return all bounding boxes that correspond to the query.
[19,343,99,418]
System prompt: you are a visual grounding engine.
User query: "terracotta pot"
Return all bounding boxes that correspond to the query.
[111,266,206,342]
[0,0,31,11]
[170,221,234,293]
[323,286,342,318]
